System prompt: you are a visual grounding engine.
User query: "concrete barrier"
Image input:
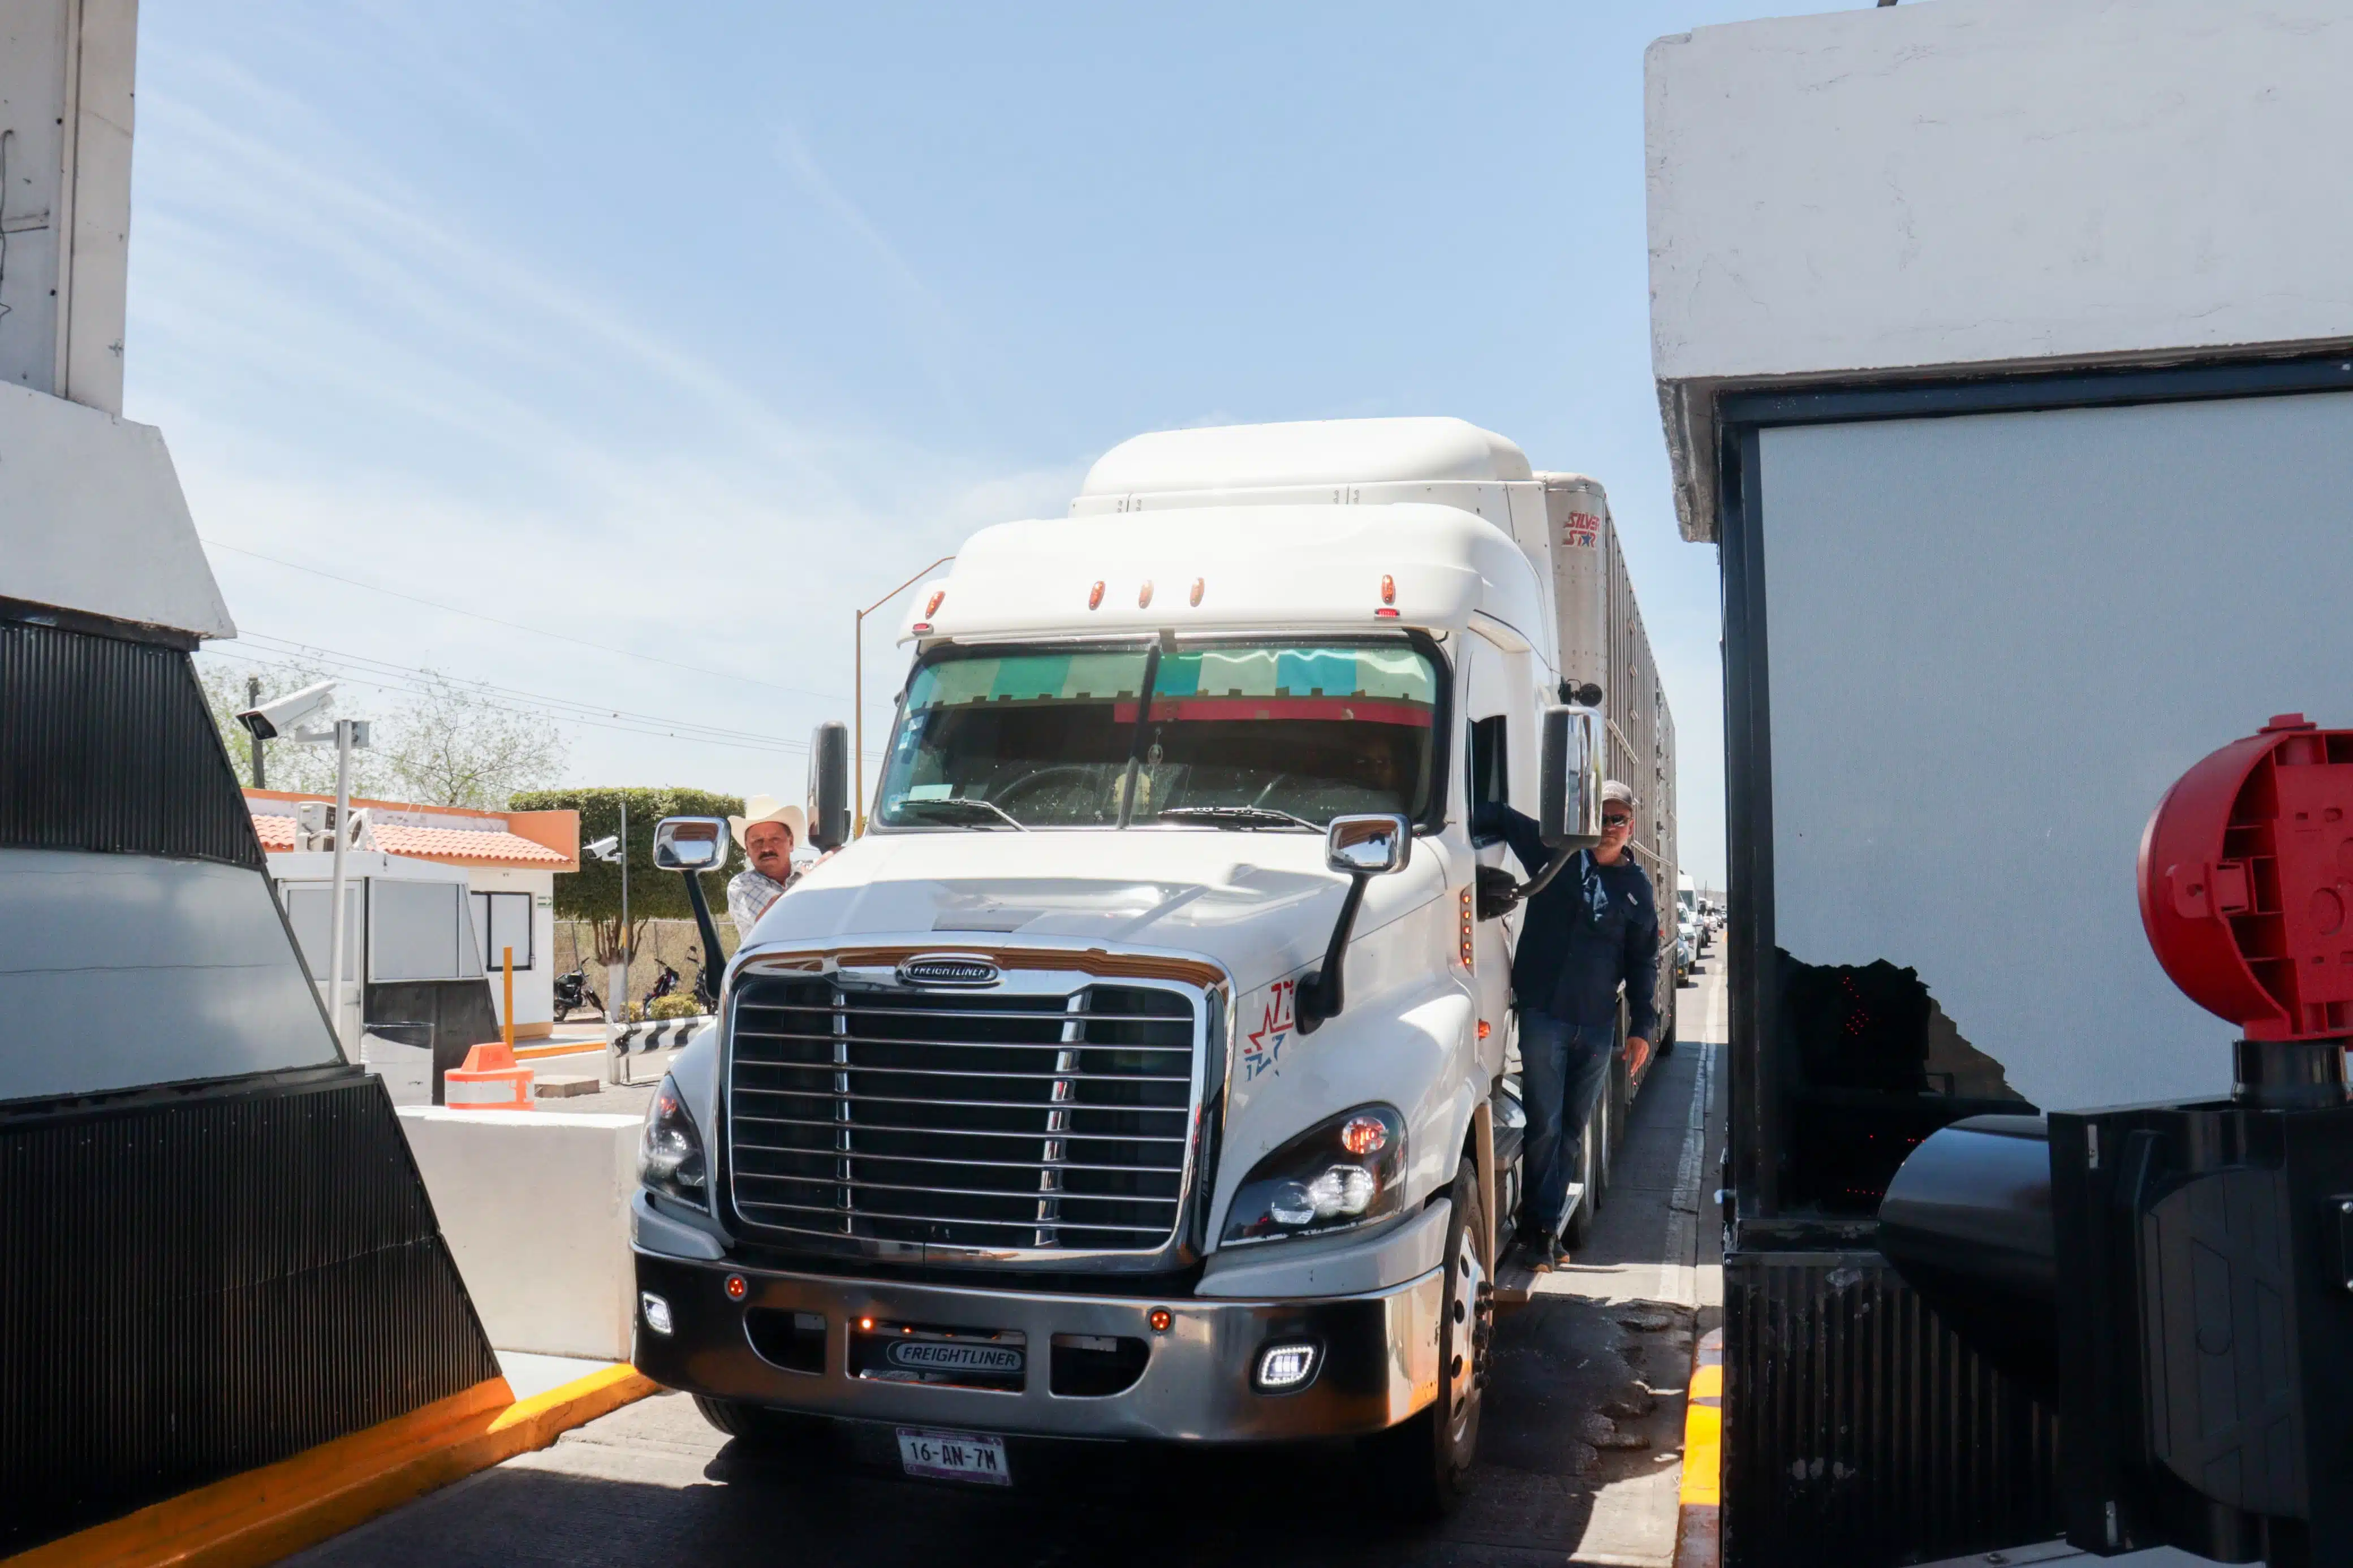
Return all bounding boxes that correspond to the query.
[397,1106,641,1359]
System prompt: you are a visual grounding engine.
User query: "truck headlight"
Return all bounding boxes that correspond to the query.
[639,1074,707,1205]
[1221,1104,1407,1245]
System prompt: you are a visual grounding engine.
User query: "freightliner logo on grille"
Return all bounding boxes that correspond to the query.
[897,954,1002,987]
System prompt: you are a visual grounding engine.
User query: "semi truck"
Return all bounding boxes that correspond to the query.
[626,416,1678,1508]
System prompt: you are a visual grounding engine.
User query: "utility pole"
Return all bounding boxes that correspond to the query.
[247,676,266,787]
[853,556,954,836]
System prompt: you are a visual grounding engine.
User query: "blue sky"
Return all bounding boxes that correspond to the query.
[131,2,1846,888]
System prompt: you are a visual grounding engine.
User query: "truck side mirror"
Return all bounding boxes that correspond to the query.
[1537,705,1603,850]
[1325,813,1412,877]
[808,721,851,850]
[653,817,731,1008]
[652,817,728,872]
[1299,814,1413,1035]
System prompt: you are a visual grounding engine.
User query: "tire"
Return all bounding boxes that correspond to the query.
[692,1394,822,1448]
[1369,1164,1488,1518]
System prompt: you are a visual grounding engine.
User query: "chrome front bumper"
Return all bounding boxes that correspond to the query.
[631,1248,1443,1443]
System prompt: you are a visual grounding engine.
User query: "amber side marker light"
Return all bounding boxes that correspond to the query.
[1148,1307,1174,1333]
[1190,577,1205,607]
[1477,1020,1492,1040]
[1087,581,1105,610]
[1339,1115,1389,1157]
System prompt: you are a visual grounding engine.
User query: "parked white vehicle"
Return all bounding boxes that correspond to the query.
[629,418,1677,1511]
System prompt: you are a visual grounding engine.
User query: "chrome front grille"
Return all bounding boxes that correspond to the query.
[725,974,1197,1254]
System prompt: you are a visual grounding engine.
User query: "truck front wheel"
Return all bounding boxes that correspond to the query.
[692,1394,823,1449]
[1367,1162,1488,1516]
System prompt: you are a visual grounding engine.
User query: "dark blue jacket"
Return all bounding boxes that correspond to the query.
[1475,804,1661,1042]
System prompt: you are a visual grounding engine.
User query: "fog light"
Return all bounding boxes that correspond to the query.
[724,1273,747,1301]
[1255,1341,1320,1392]
[640,1292,674,1336]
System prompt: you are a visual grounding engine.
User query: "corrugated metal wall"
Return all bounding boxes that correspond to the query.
[0,620,263,867]
[0,1074,501,1554]
[1724,1251,2063,1566]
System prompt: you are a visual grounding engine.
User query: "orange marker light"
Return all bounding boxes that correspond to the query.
[1138,580,1154,608]
[1148,1307,1174,1333]
[1190,578,1204,607]
[1380,573,1396,605]
[724,1274,747,1301]
[1477,1020,1492,1040]
[1088,581,1105,610]
[859,1316,876,1332]
[924,589,946,617]
[1340,1115,1389,1156]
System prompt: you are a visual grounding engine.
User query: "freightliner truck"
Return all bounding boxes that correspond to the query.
[627,416,1677,1509]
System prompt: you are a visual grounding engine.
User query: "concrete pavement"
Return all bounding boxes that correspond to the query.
[294,964,1731,1568]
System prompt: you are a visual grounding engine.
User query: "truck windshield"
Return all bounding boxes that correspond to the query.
[873,640,1439,831]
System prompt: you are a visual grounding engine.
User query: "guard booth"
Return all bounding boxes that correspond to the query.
[267,849,503,1103]
[1645,3,2353,1563]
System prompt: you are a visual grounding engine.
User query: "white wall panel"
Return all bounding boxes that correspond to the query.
[1760,391,2353,1112]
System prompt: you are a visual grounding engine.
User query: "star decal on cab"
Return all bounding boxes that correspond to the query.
[1242,978,1296,1081]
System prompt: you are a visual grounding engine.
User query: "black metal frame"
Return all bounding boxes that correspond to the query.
[1714,349,2353,1237]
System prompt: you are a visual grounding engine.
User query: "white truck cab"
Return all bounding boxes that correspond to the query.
[630,417,1675,1509]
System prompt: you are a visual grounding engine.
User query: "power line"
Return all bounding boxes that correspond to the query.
[201,536,848,703]
[236,632,804,750]
[212,641,811,757]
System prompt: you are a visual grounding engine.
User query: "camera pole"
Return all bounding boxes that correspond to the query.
[325,718,356,1060]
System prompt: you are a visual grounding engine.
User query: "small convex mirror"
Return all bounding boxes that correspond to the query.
[1538,705,1603,850]
[653,816,729,872]
[1325,813,1412,877]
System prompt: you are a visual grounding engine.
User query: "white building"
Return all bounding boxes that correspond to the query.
[246,792,579,1037]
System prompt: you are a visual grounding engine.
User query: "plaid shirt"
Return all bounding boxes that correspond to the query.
[726,865,796,941]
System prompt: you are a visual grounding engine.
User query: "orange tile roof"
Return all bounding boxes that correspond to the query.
[252,814,571,867]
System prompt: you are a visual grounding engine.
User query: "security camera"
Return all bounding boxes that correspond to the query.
[584,836,621,863]
[236,680,337,740]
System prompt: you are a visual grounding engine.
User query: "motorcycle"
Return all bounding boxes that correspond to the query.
[647,960,682,1008]
[552,967,601,1021]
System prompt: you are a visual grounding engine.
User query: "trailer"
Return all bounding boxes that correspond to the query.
[1646,2,2353,1562]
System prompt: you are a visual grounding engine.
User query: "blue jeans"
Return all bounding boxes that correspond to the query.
[1519,1012,1616,1239]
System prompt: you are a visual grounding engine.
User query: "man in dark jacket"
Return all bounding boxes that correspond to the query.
[1475,779,1661,1265]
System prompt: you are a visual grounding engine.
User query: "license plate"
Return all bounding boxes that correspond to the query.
[896,1427,1011,1485]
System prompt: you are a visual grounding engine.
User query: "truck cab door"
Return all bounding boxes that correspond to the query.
[1462,637,1525,1079]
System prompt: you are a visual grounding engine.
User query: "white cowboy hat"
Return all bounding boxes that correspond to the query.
[729,793,807,850]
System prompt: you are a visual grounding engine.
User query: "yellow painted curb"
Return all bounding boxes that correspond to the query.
[6,1364,657,1568]
[1674,1327,1724,1568]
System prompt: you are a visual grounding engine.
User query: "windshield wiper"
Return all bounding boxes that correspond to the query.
[1155,805,1320,832]
[895,797,1029,831]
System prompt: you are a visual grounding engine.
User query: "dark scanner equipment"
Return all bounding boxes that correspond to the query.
[1879,715,2353,1565]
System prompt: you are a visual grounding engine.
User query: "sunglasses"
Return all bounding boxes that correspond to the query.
[1602,813,1633,827]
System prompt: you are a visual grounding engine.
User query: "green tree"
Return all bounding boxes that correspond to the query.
[510,787,745,969]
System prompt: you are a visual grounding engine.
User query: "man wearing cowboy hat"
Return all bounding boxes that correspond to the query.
[727,794,807,941]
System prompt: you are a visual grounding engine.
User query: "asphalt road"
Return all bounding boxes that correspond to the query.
[295,958,1729,1568]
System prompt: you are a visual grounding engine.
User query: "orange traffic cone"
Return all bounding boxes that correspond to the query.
[445,944,536,1109]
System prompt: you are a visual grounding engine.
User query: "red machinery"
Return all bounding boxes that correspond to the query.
[2140,713,2353,1043]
